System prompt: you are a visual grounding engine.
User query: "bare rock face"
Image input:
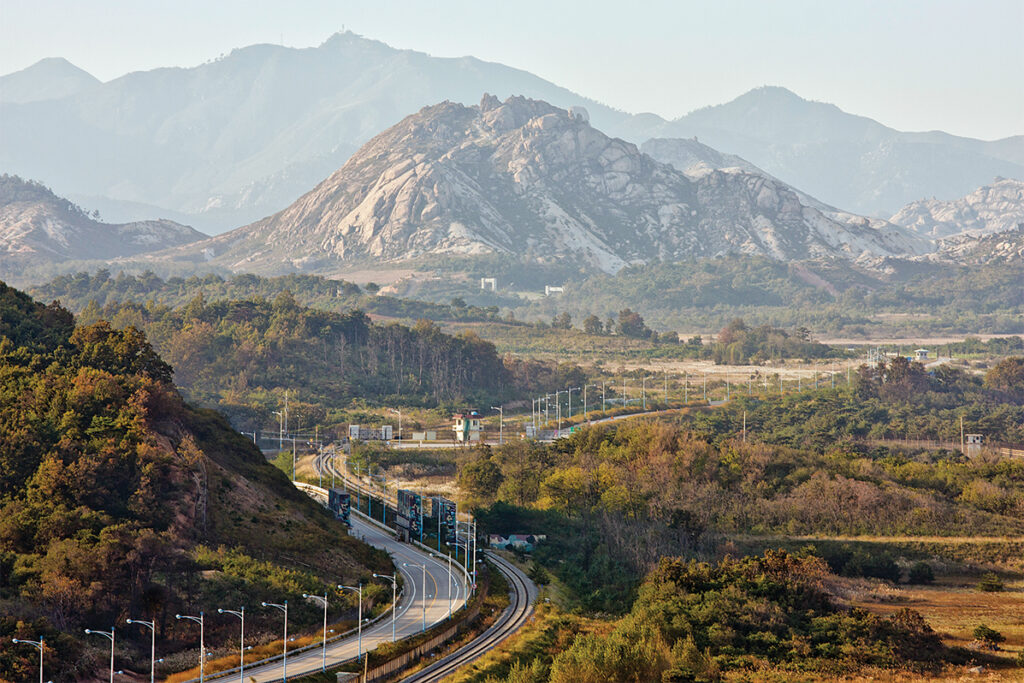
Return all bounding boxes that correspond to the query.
[172,96,928,275]
[890,178,1024,238]
[939,223,1024,264]
[0,175,204,278]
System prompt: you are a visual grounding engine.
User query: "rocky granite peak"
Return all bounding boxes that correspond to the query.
[890,178,1024,239]
[160,96,929,276]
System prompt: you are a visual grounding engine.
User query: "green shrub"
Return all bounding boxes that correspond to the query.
[907,561,935,585]
[977,572,1004,592]
[972,624,1005,648]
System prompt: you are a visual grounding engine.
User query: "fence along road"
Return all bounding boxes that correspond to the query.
[207,482,467,682]
[399,550,537,683]
[317,446,539,683]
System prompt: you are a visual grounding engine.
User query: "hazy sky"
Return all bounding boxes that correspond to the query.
[2,0,1022,140]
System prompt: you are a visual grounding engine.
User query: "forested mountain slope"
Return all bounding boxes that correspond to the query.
[0,281,388,680]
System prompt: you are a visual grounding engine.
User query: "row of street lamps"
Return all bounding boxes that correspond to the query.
[12,585,377,683]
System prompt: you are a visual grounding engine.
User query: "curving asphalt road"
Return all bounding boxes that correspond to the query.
[400,550,537,683]
[204,472,468,682]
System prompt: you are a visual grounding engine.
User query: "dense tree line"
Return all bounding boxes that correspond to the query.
[0,282,387,679]
[30,269,509,324]
[69,292,516,431]
[476,552,953,682]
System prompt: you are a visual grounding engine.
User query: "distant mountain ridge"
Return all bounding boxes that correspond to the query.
[890,178,1024,238]
[153,96,927,276]
[0,57,99,103]
[1,33,1018,232]
[0,175,204,281]
[0,33,637,232]
[632,86,1024,216]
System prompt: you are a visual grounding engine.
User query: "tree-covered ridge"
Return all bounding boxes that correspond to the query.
[70,291,513,431]
[29,269,507,324]
[0,282,387,679]
[495,552,951,683]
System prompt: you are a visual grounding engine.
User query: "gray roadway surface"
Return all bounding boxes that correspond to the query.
[221,491,468,681]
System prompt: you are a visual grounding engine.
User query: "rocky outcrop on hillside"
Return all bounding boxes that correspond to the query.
[938,223,1024,264]
[165,96,929,275]
[890,178,1024,238]
[0,175,204,278]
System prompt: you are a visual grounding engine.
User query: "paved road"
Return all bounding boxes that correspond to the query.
[400,551,536,683]
[200,481,468,682]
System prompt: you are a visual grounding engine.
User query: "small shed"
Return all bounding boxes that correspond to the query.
[914,348,930,361]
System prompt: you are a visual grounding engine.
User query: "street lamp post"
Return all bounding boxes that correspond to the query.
[125,618,156,683]
[554,389,565,435]
[373,573,398,642]
[431,553,454,619]
[402,563,427,632]
[471,517,477,591]
[11,636,44,683]
[261,601,288,682]
[174,613,204,682]
[490,405,503,444]
[273,410,283,450]
[642,375,655,410]
[217,607,245,682]
[301,593,328,672]
[389,407,402,443]
[338,584,363,660]
[84,627,115,683]
[370,473,387,526]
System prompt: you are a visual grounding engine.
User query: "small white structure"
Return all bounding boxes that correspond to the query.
[411,430,438,442]
[453,411,483,442]
[480,277,497,291]
[914,348,930,361]
[544,285,564,296]
[348,424,393,441]
[965,433,983,457]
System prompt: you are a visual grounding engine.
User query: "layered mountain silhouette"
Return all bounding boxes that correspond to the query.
[890,178,1024,238]
[1,33,1018,233]
[154,96,927,276]
[0,175,203,281]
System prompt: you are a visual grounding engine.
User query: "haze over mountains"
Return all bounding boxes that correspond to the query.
[1,32,1020,235]
[150,95,928,277]
[0,174,203,281]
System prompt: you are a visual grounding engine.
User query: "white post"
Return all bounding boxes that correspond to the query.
[260,602,287,681]
[216,609,245,682]
[85,628,116,683]
[340,584,364,656]
[12,637,45,683]
[126,618,157,683]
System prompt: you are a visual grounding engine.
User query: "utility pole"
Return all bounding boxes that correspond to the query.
[743,410,747,443]
[389,408,402,443]
[960,415,965,455]
[684,372,688,403]
[703,373,707,402]
[490,406,503,444]
[601,381,606,412]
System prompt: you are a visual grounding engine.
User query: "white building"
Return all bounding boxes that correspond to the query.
[453,411,483,442]
[348,424,394,441]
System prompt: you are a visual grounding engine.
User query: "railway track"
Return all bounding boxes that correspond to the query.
[400,550,536,683]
